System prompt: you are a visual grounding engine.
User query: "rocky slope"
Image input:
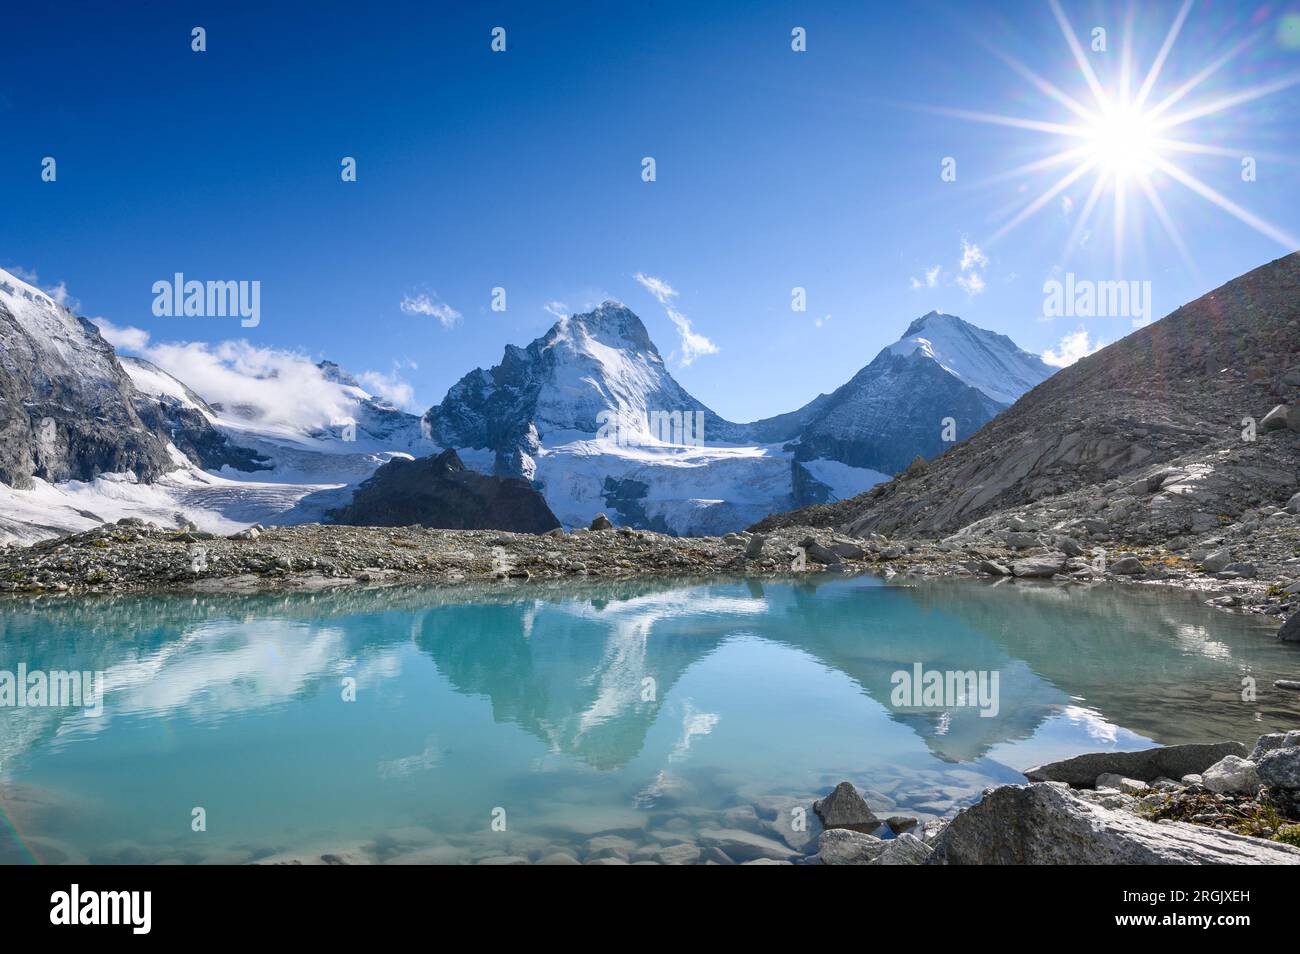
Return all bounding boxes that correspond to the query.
[328,449,561,533]
[0,267,176,488]
[755,253,1300,560]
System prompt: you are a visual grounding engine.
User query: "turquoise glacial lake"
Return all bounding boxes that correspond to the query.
[1,575,1298,864]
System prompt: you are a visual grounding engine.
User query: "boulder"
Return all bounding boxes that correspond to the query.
[1054,536,1084,557]
[871,832,932,865]
[1259,404,1291,433]
[815,828,887,865]
[1023,742,1247,786]
[1004,532,1040,549]
[978,560,1011,576]
[927,783,1300,865]
[1201,755,1260,794]
[1011,555,1066,578]
[800,537,842,565]
[829,540,865,560]
[1110,556,1145,575]
[696,828,794,863]
[1279,613,1300,643]
[885,815,918,834]
[1249,731,1300,762]
[1202,549,1232,573]
[1096,773,1146,794]
[743,533,766,560]
[589,513,614,531]
[1287,492,1300,516]
[1257,747,1300,792]
[813,780,880,833]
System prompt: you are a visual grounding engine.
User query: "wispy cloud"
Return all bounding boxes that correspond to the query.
[358,362,419,410]
[400,291,462,329]
[953,238,989,296]
[543,300,569,320]
[89,321,422,424]
[1042,328,1106,367]
[910,264,942,290]
[633,272,718,366]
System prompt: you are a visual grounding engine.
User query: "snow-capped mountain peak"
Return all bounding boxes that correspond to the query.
[885,310,1052,405]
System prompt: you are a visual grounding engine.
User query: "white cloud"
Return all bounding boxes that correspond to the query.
[357,368,417,411]
[88,321,421,427]
[959,238,989,273]
[543,300,569,320]
[1042,328,1106,367]
[400,292,462,329]
[634,273,677,305]
[634,272,718,366]
[957,239,989,297]
[909,265,942,290]
[92,317,151,351]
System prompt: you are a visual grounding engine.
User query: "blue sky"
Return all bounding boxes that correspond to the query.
[3,0,1299,420]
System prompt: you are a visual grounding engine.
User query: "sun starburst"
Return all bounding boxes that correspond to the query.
[940,0,1300,269]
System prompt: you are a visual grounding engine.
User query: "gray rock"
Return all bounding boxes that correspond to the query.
[1249,731,1300,761]
[1201,755,1260,794]
[871,832,932,865]
[885,815,918,834]
[1023,742,1247,786]
[696,828,794,863]
[1012,555,1066,578]
[813,781,880,833]
[1202,548,1232,573]
[1259,404,1291,433]
[1221,562,1257,578]
[1004,532,1040,549]
[978,560,1011,576]
[655,842,701,865]
[589,513,613,531]
[1055,536,1084,556]
[743,533,766,560]
[829,540,865,560]
[1096,773,1146,794]
[1279,613,1300,643]
[799,537,842,565]
[1257,747,1300,791]
[927,783,1300,865]
[1287,492,1300,516]
[815,828,887,865]
[1111,556,1145,575]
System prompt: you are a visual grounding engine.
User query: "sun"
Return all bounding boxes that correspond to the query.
[1083,99,1161,181]
[930,0,1300,265]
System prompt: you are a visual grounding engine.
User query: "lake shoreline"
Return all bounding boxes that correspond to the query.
[0,518,1294,630]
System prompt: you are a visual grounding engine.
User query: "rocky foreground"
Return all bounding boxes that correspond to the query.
[248,733,1300,865]
[2,512,1296,640]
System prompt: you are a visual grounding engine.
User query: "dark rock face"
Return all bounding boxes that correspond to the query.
[0,289,176,488]
[790,350,1005,475]
[328,449,561,533]
[1023,741,1247,786]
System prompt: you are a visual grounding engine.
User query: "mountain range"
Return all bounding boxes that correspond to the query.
[0,262,1053,542]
